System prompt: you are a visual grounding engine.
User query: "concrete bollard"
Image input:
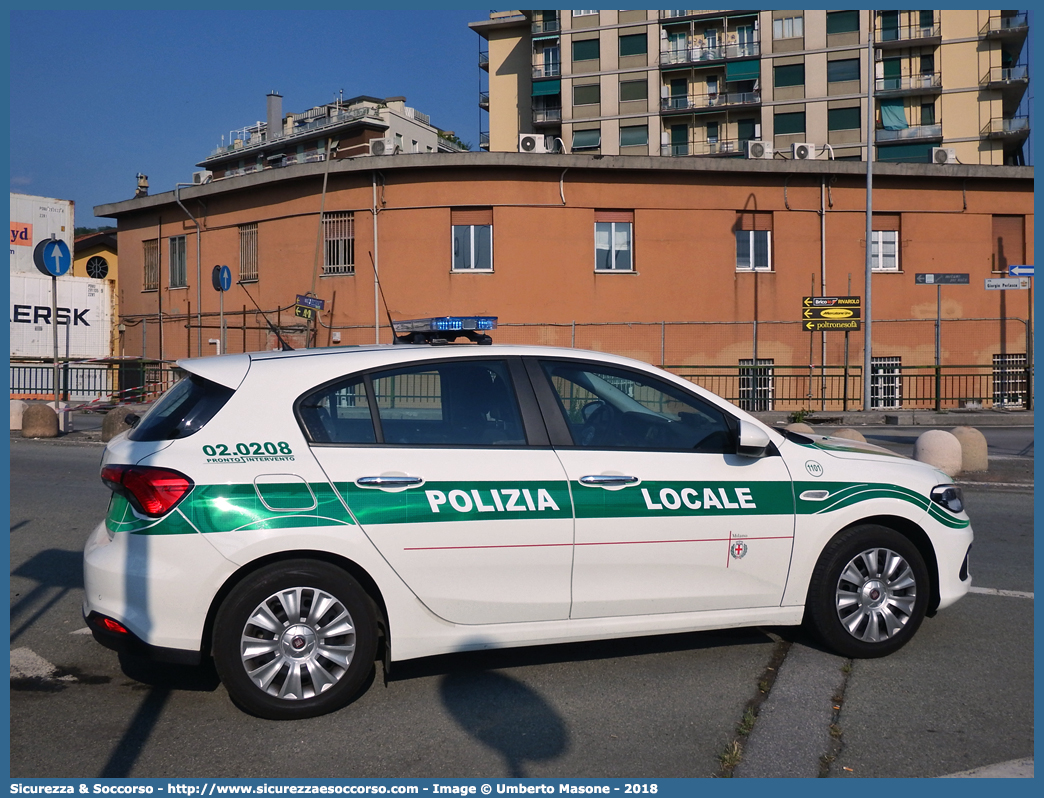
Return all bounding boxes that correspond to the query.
[10,400,28,431]
[913,429,963,477]
[829,428,866,443]
[21,404,59,438]
[102,405,142,442]
[950,426,989,472]
[784,422,815,435]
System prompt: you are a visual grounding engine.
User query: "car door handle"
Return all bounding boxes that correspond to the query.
[578,475,639,487]
[355,476,424,487]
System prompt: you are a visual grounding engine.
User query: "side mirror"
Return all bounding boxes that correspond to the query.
[737,419,770,457]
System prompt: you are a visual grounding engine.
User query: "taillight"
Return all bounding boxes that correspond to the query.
[101,465,194,517]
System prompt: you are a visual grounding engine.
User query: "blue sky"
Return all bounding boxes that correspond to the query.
[10,8,487,227]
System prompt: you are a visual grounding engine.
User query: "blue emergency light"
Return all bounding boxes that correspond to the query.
[391,316,498,345]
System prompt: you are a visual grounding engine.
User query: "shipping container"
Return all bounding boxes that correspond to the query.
[10,273,113,359]
[10,193,75,275]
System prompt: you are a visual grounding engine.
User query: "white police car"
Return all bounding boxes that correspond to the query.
[84,317,972,719]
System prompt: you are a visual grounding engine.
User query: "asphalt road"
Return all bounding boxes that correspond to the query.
[8,429,1033,779]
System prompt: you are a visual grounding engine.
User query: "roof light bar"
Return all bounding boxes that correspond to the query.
[391,316,498,345]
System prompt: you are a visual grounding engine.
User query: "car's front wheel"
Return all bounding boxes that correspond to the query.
[806,525,929,658]
[213,560,377,719]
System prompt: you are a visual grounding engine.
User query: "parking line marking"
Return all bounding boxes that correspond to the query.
[968,586,1033,599]
[70,627,93,635]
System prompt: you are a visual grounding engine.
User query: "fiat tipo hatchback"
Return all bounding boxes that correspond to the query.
[84,341,972,719]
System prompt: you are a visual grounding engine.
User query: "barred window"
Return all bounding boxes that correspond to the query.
[239,223,258,282]
[323,212,354,275]
[169,235,187,288]
[143,239,159,291]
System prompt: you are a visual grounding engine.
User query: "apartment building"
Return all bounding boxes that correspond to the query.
[471,10,1029,165]
[195,93,466,182]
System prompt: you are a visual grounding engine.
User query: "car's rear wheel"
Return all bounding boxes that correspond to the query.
[806,525,929,658]
[213,560,377,719]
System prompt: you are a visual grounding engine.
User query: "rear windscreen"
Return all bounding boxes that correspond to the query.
[128,374,234,441]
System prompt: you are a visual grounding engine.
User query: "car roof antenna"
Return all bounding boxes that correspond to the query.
[237,280,294,351]
[369,250,405,344]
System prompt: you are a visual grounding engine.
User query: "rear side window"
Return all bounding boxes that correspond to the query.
[129,374,234,441]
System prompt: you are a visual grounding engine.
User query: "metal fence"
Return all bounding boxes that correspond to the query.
[10,317,1031,411]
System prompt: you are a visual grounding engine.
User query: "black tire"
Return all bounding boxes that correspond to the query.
[213,560,378,720]
[806,524,929,659]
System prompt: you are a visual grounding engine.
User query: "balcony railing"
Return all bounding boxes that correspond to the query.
[661,90,760,113]
[479,91,489,109]
[659,40,759,67]
[532,19,560,34]
[875,123,942,142]
[984,65,1030,86]
[661,138,742,157]
[479,131,490,149]
[981,116,1030,137]
[479,51,489,69]
[533,108,562,124]
[875,22,941,44]
[981,13,1029,36]
[875,72,942,93]
[533,63,561,78]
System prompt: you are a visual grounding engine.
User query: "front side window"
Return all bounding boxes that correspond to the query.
[323,211,354,275]
[773,15,804,39]
[539,360,734,452]
[169,236,187,288]
[451,208,493,271]
[143,239,159,291]
[595,213,633,271]
[871,230,899,271]
[372,361,525,446]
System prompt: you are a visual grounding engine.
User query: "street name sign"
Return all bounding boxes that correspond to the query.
[985,277,1030,291]
[915,273,969,285]
[296,294,325,310]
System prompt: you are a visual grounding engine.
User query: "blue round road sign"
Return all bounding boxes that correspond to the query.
[212,264,232,292]
[33,239,72,277]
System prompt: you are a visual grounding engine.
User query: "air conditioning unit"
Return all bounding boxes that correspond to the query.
[746,140,773,159]
[792,142,816,160]
[932,147,957,165]
[192,170,212,185]
[519,134,549,153]
[875,49,883,61]
[369,138,395,156]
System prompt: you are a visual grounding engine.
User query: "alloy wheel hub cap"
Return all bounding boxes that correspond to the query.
[280,624,317,659]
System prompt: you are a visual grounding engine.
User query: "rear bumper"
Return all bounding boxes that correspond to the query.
[82,609,201,665]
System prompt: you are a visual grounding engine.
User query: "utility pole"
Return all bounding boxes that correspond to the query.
[863,12,876,410]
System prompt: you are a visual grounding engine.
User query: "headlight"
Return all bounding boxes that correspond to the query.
[931,484,964,514]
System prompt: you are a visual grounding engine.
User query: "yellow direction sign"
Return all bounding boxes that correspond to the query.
[803,319,861,332]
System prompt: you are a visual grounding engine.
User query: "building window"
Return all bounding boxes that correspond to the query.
[774,63,805,88]
[870,230,899,271]
[620,124,648,148]
[573,10,598,17]
[619,33,647,57]
[85,256,109,279]
[573,83,600,106]
[451,208,493,271]
[828,106,861,131]
[993,353,1027,407]
[920,53,935,75]
[735,212,772,271]
[739,358,774,412]
[773,15,803,39]
[620,78,647,102]
[870,356,902,409]
[920,102,935,126]
[594,211,633,272]
[826,10,859,34]
[323,211,354,275]
[774,111,806,136]
[169,235,187,288]
[239,223,258,282]
[143,239,159,291]
[827,58,860,83]
[572,38,600,62]
[572,128,601,151]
